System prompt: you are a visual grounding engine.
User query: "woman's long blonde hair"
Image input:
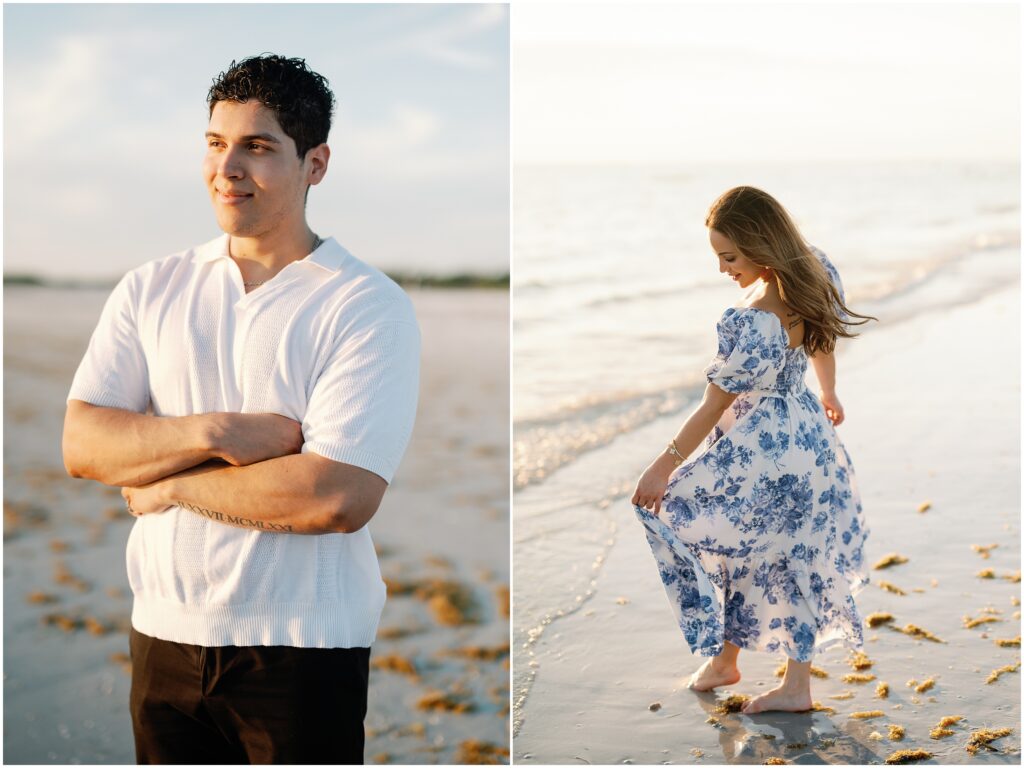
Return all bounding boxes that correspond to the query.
[706,186,876,355]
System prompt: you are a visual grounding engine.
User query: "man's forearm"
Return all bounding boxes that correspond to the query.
[63,400,218,487]
[145,453,385,535]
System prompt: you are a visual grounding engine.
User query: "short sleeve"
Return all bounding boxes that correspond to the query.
[703,309,785,394]
[66,271,150,412]
[301,317,421,484]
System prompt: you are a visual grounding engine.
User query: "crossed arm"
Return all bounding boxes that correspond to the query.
[62,400,386,534]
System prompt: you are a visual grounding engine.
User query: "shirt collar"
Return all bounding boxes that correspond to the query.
[194,233,346,272]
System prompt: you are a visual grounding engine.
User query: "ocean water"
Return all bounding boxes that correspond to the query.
[511,160,1020,733]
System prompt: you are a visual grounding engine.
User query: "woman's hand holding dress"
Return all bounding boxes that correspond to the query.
[632,455,677,513]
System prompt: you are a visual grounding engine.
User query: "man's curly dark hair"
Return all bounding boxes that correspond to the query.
[207,54,335,159]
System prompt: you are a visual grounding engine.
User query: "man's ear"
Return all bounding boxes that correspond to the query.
[306,144,330,187]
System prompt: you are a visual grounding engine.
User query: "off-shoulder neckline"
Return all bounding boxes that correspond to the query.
[722,306,803,352]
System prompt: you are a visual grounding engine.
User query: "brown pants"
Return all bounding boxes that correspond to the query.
[129,628,370,765]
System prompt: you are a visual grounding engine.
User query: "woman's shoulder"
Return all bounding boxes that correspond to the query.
[718,305,785,338]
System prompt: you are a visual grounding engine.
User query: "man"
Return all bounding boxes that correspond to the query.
[62,54,420,764]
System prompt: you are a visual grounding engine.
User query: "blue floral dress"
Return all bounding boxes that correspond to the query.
[635,248,868,662]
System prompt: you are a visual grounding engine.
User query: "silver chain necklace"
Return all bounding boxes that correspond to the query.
[242,233,322,288]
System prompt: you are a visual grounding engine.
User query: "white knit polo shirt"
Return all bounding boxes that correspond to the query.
[67,233,420,648]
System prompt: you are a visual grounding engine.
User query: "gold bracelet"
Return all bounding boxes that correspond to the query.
[666,440,684,465]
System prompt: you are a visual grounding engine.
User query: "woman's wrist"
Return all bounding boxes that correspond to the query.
[651,451,679,474]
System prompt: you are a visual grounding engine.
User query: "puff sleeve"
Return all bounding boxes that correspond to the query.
[703,308,786,394]
[809,245,849,322]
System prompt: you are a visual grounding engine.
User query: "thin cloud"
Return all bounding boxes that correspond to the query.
[7,34,108,146]
[381,4,507,71]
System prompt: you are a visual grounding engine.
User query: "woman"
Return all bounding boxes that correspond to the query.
[631,186,876,714]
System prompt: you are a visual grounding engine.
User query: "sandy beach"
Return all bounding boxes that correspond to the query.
[3,286,509,765]
[513,273,1020,763]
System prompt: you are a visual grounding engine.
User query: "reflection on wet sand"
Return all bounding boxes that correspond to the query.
[695,690,906,765]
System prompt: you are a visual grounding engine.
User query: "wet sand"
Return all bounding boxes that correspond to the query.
[3,286,509,765]
[513,286,1020,764]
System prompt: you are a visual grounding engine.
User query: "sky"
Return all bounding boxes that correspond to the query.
[513,2,1021,166]
[3,4,509,280]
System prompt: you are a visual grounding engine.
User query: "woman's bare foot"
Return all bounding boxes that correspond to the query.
[687,659,741,692]
[740,685,812,714]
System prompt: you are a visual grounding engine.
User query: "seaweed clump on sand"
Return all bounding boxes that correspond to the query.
[416,690,474,714]
[876,682,890,699]
[41,611,108,634]
[994,636,1021,647]
[811,701,836,714]
[888,724,906,741]
[985,662,1020,684]
[873,553,909,570]
[914,678,935,693]
[929,715,963,739]
[53,560,90,593]
[878,581,907,596]
[884,748,933,764]
[385,577,479,627]
[376,625,423,640]
[82,616,109,635]
[963,614,1000,629]
[866,612,895,628]
[455,740,510,765]
[976,568,996,579]
[830,691,856,700]
[713,694,750,714]
[773,663,828,678]
[890,624,944,642]
[849,710,885,720]
[3,499,50,539]
[971,543,998,559]
[109,652,132,676]
[763,759,786,765]
[442,643,510,662]
[848,651,874,670]
[965,727,1013,754]
[370,654,418,678]
[25,591,58,604]
[842,672,876,684]
[1003,570,1021,583]
[41,612,82,632]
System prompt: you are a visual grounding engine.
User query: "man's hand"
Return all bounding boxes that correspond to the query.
[211,413,305,466]
[122,482,174,518]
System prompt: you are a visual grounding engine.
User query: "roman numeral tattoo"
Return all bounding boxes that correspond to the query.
[176,501,294,532]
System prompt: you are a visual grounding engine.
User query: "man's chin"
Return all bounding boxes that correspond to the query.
[216,218,259,239]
